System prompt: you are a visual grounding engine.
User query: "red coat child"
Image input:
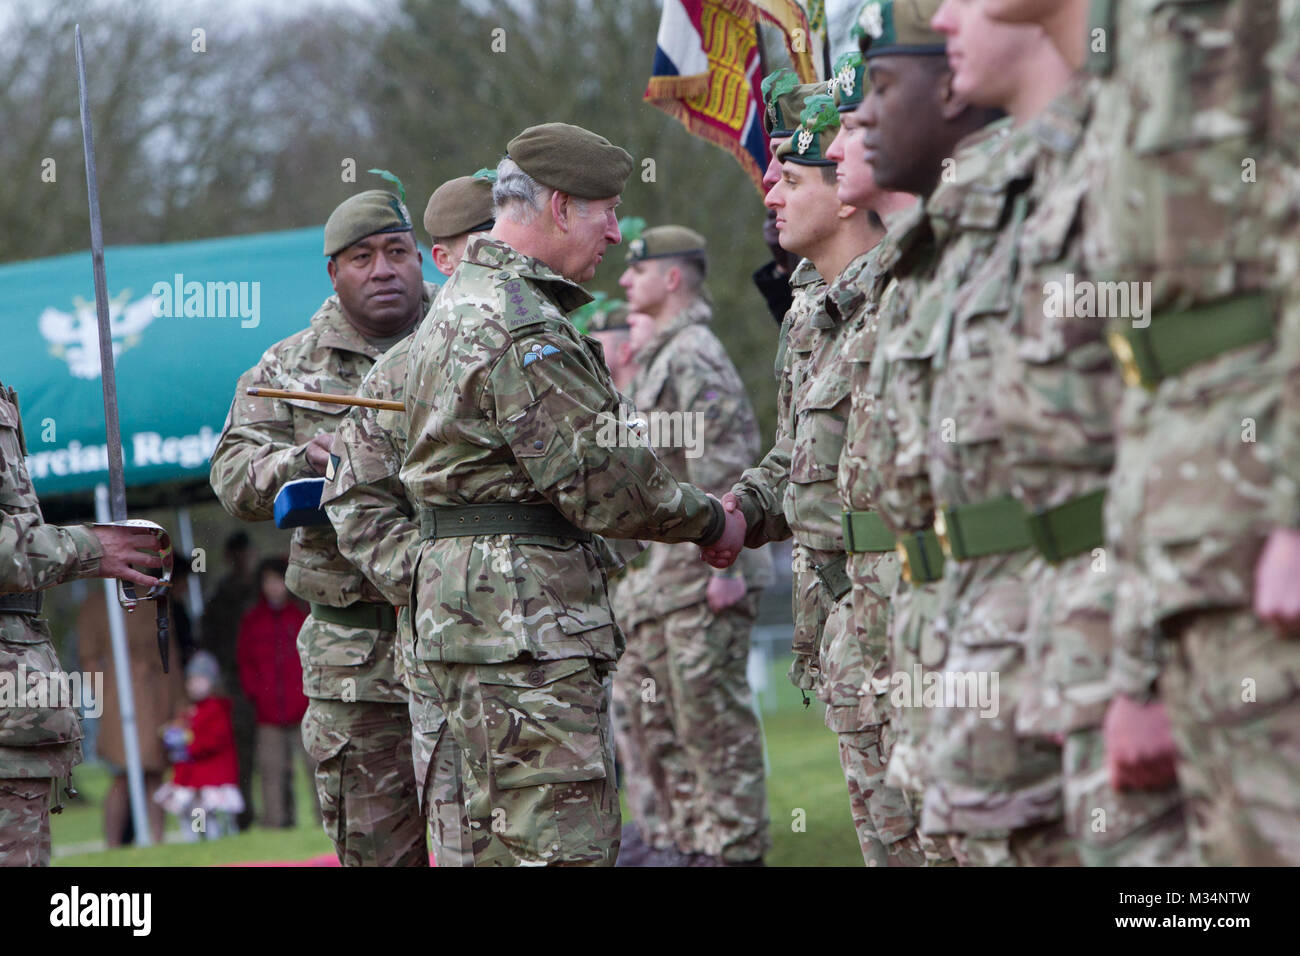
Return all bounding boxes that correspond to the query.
[236,597,309,727]
[172,696,240,789]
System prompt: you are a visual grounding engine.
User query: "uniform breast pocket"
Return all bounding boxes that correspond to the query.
[790,364,851,485]
[0,401,37,512]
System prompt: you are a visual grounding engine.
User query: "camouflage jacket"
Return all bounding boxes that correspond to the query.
[994,76,1123,734]
[732,258,849,552]
[0,382,102,777]
[630,299,773,617]
[1089,0,1297,700]
[399,235,724,665]
[210,285,435,702]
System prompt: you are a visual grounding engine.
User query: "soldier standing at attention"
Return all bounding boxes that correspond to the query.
[1084,0,1300,865]
[977,0,1191,866]
[706,91,924,866]
[398,123,740,867]
[210,190,436,866]
[839,0,1001,864]
[323,172,496,867]
[0,381,165,865]
[619,226,774,866]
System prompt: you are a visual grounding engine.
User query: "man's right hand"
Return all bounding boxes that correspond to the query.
[91,525,167,589]
[701,492,746,569]
[1103,693,1179,792]
[304,433,334,475]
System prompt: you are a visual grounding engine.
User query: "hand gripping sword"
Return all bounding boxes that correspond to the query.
[76,25,174,671]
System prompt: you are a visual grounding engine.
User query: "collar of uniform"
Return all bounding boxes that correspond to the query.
[312,281,437,357]
[463,234,593,313]
[789,257,823,289]
[639,297,711,367]
[1033,72,1096,158]
[824,246,883,326]
[880,199,932,276]
[926,117,1016,241]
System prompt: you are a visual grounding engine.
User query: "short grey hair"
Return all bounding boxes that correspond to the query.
[493,157,590,224]
[493,158,549,223]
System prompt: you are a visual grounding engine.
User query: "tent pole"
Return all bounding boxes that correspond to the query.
[95,483,152,848]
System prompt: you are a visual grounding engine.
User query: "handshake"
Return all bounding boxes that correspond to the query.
[701,492,748,570]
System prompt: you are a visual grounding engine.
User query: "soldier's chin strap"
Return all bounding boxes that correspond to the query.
[91,519,174,673]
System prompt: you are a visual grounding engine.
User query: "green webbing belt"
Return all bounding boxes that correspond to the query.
[938,489,1106,564]
[310,601,398,632]
[1108,292,1273,389]
[417,502,590,543]
[841,510,894,553]
[895,528,945,584]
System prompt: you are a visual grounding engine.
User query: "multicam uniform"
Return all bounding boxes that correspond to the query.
[843,199,953,866]
[628,297,773,863]
[917,119,1078,867]
[210,289,434,867]
[323,332,472,867]
[1088,0,1300,865]
[998,75,1188,866]
[398,235,724,867]
[0,382,103,866]
[734,257,923,866]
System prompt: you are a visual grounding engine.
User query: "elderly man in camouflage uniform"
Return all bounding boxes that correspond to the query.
[323,172,496,867]
[0,382,166,865]
[1082,0,1300,866]
[398,123,739,867]
[976,0,1191,866]
[211,189,435,866]
[706,90,925,866]
[839,0,1001,865]
[619,226,774,866]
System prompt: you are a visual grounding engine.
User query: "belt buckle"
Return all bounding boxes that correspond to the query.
[1106,329,1144,389]
[895,539,912,584]
[933,508,953,561]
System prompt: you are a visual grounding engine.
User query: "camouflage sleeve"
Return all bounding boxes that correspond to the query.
[323,404,417,608]
[730,316,795,547]
[1272,274,1300,528]
[487,326,725,545]
[209,359,315,521]
[0,518,102,594]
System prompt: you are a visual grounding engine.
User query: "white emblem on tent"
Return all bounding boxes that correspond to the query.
[39,291,158,380]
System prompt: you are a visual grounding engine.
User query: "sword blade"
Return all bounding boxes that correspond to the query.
[76,24,127,523]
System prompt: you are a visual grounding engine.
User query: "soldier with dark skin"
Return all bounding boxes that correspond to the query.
[210,189,435,866]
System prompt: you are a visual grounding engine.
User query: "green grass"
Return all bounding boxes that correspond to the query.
[52,658,864,866]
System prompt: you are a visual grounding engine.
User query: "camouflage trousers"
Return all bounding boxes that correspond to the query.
[1159,606,1300,866]
[301,698,427,867]
[1064,727,1191,866]
[882,579,947,798]
[921,556,1068,848]
[408,690,473,868]
[950,817,1079,867]
[413,656,620,867]
[0,777,52,866]
[811,568,923,866]
[611,618,687,851]
[662,594,770,862]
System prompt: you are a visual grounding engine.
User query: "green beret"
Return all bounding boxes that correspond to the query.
[855,0,946,59]
[829,52,868,113]
[763,76,826,140]
[625,225,707,265]
[776,94,841,166]
[422,174,495,241]
[323,189,413,257]
[507,123,633,199]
